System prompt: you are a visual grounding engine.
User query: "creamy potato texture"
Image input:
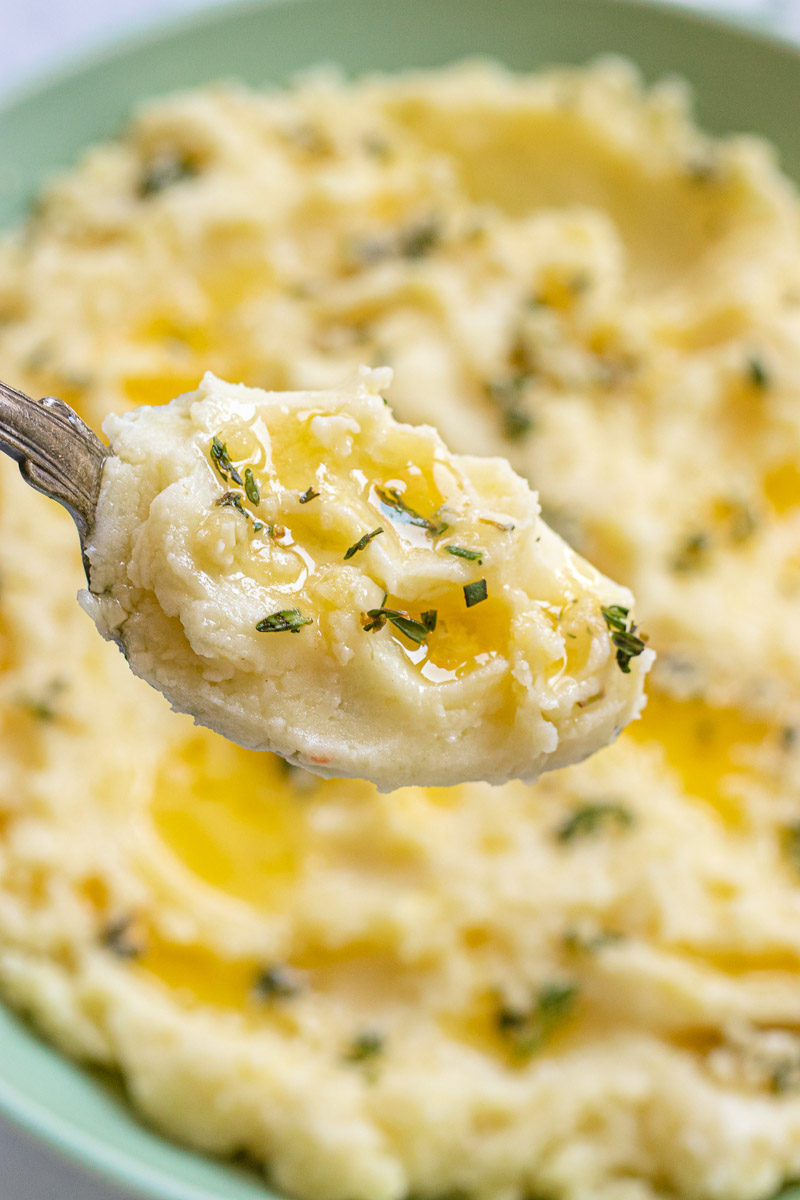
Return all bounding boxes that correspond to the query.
[83,367,649,788]
[1,58,800,1200]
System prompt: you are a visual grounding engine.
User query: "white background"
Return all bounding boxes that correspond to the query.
[0,0,798,1196]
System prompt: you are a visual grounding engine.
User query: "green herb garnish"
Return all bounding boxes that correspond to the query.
[244,468,260,506]
[210,437,243,486]
[252,964,304,1001]
[557,802,634,843]
[255,609,313,634]
[361,605,436,645]
[463,579,488,608]
[496,982,578,1059]
[216,490,249,517]
[398,219,440,259]
[100,916,144,960]
[374,485,447,537]
[485,377,535,443]
[299,486,320,504]
[344,528,384,560]
[345,1030,384,1063]
[444,545,483,564]
[747,355,770,389]
[671,532,711,574]
[600,605,647,673]
[138,153,197,198]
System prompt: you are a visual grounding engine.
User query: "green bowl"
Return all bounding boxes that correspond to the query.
[1,1,800,1197]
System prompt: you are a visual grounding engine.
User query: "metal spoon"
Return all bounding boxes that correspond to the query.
[0,378,110,581]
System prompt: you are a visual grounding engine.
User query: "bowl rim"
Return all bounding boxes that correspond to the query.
[1,1,799,1197]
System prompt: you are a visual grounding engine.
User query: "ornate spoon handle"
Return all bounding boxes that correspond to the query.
[0,379,110,578]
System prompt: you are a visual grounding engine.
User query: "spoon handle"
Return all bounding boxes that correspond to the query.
[0,379,110,575]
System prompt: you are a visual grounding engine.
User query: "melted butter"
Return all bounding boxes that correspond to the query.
[625,690,770,824]
[123,374,200,410]
[381,590,509,677]
[764,461,800,514]
[136,936,268,1010]
[151,732,308,908]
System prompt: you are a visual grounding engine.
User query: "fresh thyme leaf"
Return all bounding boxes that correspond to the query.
[253,521,265,533]
[362,606,433,645]
[216,490,248,517]
[299,486,320,504]
[138,153,197,198]
[344,527,384,560]
[610,628,647,674]
[252,964,304,1001]
[210,436,243,486]
[556,802,634,843]
[781,822,800,872]
[244,468,260,506]
[485,376,535,443]
[444,545,483,564]
[496,982,578,1059]
[463,579,488,608]
[374,485,447,537]
[600,604,630,633]
[17,677,67,722]
[100,916,144,960]
[600,605,647,673]
[671,531,711,573]
[747,355,770,389]
[420,610,437,632]
[255,609,313,634]
[345,1030,384,1063]
[398,219,440,259]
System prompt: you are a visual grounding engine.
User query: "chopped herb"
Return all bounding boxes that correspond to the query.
[256,609,313,634]
[374,485,447,537]
[770,1058,800,1094]
[781,727,798,753]
[557,802,634,843]
[361,605,436,645]
[600,605,647,673]
[686,157,718,184]
[210,436,243,486]
[299,486,320,504]
[244,468,260,506]
[444,545,483,564]
[747,355,770,389]
[672,532,711,573]
[252,964,304,1001]
[216,490,249,517]
[599,604,630,634]
[398,219,440,259]
[253,521,265,533]
[485,377,535,443]
[138,153,197,198]
[344,527,384,560]
[781,823,800,872]
[17,677,67,722]
[344,1029,384,1063]
[496,982,578,1059]
[100,916,144,960]
[463,579,488,608]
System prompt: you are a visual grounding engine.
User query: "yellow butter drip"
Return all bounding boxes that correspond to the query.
[151,732,309,906]
[626,690,769,824]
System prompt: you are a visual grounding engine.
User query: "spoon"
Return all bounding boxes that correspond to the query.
[0,378,110,580]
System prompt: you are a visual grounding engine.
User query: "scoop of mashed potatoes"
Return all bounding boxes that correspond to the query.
[2,55,800,1200]
[81,367,650,788]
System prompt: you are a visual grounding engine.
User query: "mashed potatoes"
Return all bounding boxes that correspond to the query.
[83,367,649,788]
[1,57,800,1200]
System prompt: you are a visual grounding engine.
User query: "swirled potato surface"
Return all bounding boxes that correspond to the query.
[1,58,800,1200]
